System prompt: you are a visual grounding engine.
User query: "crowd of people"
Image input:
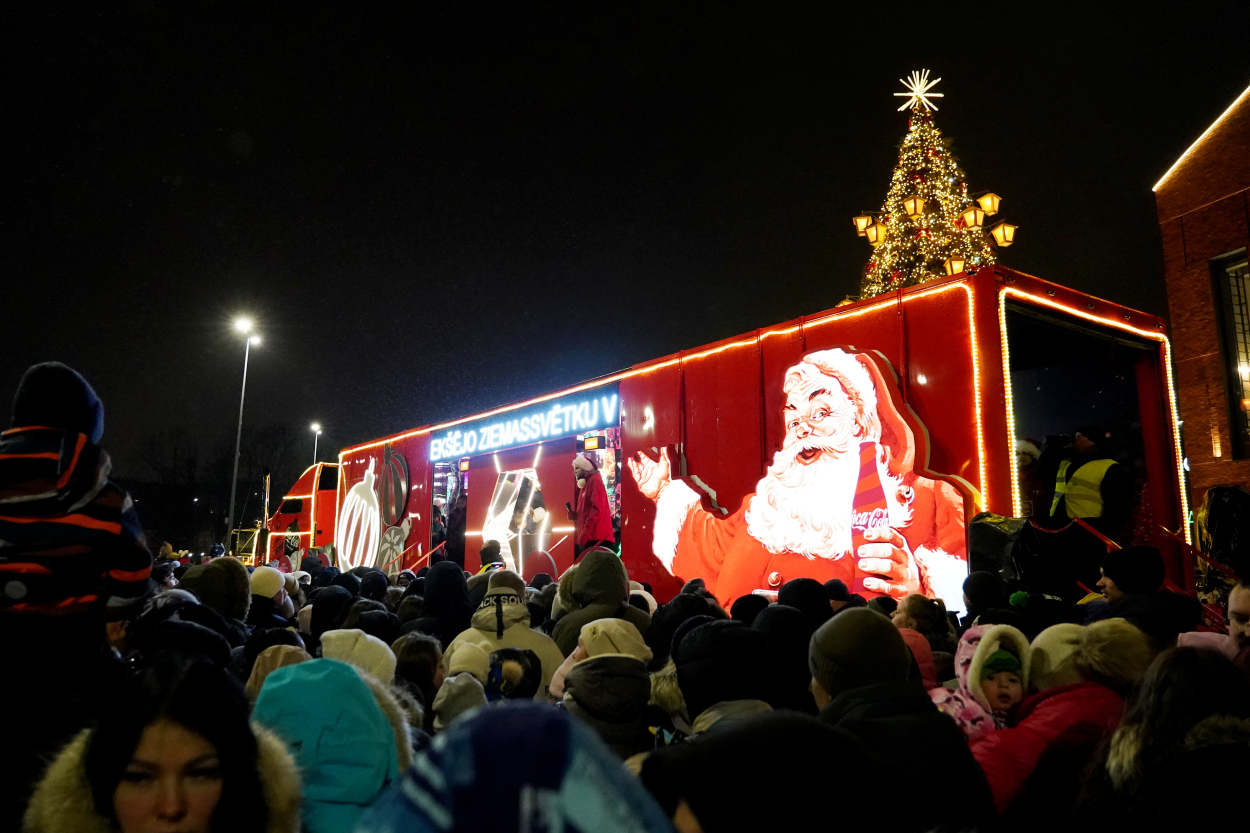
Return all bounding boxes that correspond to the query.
[5,361,1250,833]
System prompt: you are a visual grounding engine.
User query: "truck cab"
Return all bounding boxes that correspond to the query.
[264,462,339,569]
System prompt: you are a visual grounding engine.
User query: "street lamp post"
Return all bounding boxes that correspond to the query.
[226,317,260,547]
[311,422,322,464]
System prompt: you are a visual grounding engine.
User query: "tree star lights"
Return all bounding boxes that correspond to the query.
[894,69,943,112]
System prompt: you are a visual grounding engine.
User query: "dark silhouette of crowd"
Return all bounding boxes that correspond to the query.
[5,362,1250,833]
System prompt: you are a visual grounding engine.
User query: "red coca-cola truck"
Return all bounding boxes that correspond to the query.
[322,266,1188,607]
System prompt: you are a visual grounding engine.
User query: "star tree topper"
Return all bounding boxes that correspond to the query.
[894,69,943,112]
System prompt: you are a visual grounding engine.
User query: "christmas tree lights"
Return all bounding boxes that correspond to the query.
[859,71,1012,299]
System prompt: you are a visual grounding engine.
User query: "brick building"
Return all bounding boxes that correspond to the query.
[1155,83,1250,510]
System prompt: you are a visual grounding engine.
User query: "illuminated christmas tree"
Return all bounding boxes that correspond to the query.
[856,71,1015,299]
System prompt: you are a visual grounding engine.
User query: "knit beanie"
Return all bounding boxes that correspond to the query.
[250,566,285,600]
[321,628,397,683]
[448,642,490,683]
[245,644,311,700]
[730,593,770,625]
[779,577,834,632]
[1029,623,1086,692]
[1100,546,1165,595]
[824,579,852,603]
[809,607,911,698]
[433,673,488,731]
[580,618,653,662]
[360,571,389,601]
[180,557,252,622]
[488,569,528,595]
[10,362,105,443]
[300,554,325,574]
[332,571,362,597]
[981,649,1022,679]
[673,619,771,720]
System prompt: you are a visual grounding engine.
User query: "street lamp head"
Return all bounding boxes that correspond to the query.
[249,335,262,345]
[311,422,322,433]
[233,316,254,334]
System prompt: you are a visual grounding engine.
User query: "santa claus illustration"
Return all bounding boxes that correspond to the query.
[628,347,969,607]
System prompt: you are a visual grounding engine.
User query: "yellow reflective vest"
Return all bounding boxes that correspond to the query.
[1050,458,1118,519]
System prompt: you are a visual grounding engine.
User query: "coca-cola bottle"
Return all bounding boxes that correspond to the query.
[850,441,891,597]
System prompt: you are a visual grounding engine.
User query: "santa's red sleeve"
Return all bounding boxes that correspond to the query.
[651,479,735,593]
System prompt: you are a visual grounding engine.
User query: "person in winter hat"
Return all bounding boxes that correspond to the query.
[810,607,994,832]
[549,616,653,697]
[432,642,489,731]
[777,577,834,632]
[248,566,293,630]
[321,628,397,684]
[246,644,312,701]
[729,593,769,625]
[253,659,406,833]
[180,556,252,647]
[640,712,869,833]
[360,570,389,602]
[24,654,301,833]
[551,548,651,657]
[568,454,614,560]
[751,603,818,713]
[1,363,153,831]
[673,619,773,733]
[354,701,674,833]
[441,570,564,698]
[557,619,658,758]
[931,623,1031,740]
[961,571,1009,629]
[971,619,1153,822]
[1096,546,1165,603]
[403,561,474,650]
[824,578,854,615]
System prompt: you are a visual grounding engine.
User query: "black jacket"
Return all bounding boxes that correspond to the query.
[562,656,658,759]
[819,680,994,832]
[246,594,291,631]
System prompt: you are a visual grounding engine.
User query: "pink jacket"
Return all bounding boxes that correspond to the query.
[930,624,1031,741]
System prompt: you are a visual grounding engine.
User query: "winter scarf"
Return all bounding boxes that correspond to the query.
[930,624,1031,740]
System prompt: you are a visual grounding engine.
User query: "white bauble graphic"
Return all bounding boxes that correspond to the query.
[337,459,382,571]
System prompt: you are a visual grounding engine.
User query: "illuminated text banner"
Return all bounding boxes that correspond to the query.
[429,383,619,462]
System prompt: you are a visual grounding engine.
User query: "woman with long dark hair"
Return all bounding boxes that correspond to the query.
[1079,646,1250,830]
[24,654,300,833]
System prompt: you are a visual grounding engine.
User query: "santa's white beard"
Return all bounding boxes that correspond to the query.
[745,436,861,560]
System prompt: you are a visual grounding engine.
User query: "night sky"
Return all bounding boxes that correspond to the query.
[5,3,1249,494]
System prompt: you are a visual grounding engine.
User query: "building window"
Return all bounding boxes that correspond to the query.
[1217,253,1250,457]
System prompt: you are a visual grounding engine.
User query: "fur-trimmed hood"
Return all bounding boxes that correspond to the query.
[649,657,687,721]
[955,624,1031,712]
[931,624,1030,741]
[23,725,301,833]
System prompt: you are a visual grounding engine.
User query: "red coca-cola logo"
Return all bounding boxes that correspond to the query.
[852,507,890,530]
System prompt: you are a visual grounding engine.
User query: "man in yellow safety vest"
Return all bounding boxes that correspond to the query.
[1049,425,1131,542]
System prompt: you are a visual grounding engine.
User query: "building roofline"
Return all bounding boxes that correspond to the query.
[1153,81,1250,192]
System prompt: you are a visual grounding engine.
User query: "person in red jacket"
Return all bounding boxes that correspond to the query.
[568,454,613,560]
[969,618,1154,823]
